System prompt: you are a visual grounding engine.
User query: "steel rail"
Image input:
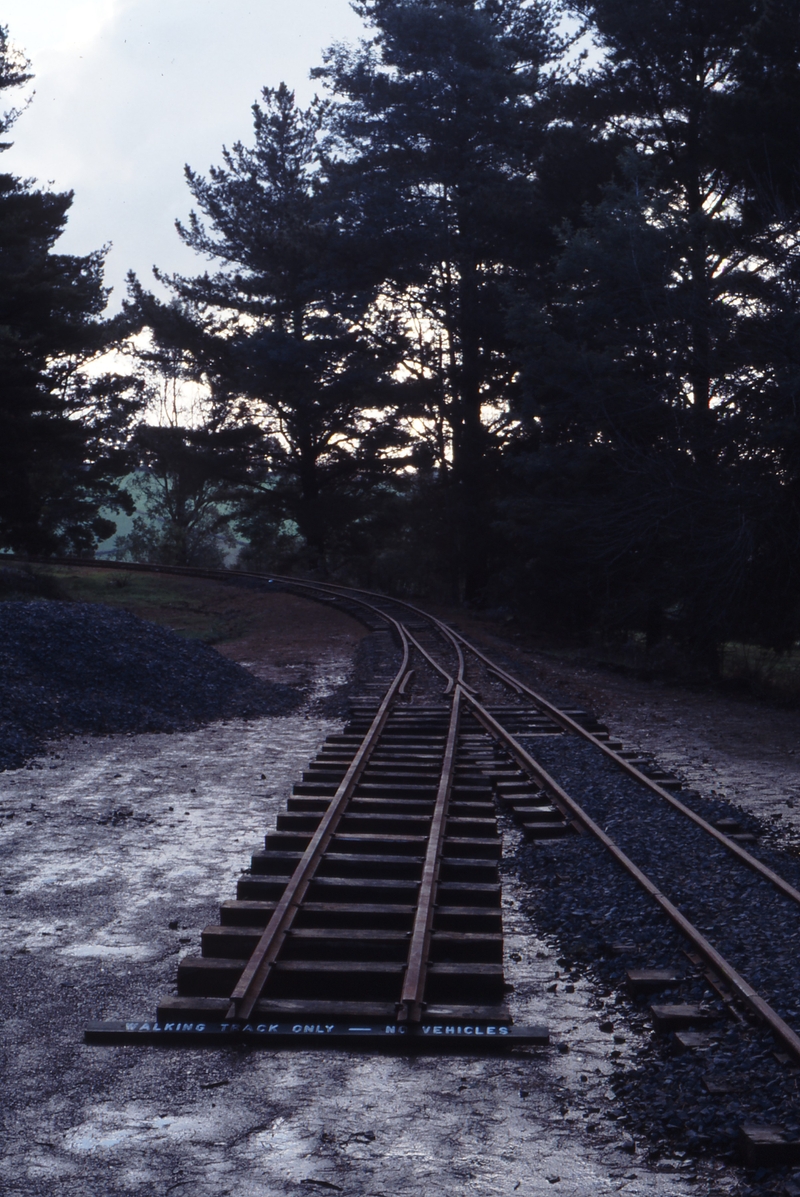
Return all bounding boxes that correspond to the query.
[400,626,478,697]
[398,617,469,1023]
[226,625,412,1021]
[464,693,800,1066]
[23,557,800,1047]
[20,557,474,1025]
[399,684,463,1024]
[401,627,456,693]
[210,576,472,1022]
[253,570,800,916]
[445,631,800,911]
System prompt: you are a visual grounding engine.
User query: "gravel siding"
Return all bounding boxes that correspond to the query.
[0,601,301,770]
[514,734,800,1167]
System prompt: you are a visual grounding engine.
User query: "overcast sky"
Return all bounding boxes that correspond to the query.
[1,1,363,307]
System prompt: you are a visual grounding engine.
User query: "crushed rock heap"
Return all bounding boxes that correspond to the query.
[0,599,301,770]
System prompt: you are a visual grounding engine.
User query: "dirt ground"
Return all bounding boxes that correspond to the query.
[3,581,788,1195]
[34,567,369,696]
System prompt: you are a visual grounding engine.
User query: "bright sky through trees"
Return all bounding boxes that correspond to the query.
[0,1,361,305]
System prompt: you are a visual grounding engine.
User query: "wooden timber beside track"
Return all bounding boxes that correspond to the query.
[155,701,551,1036]
[84,661,562,1046]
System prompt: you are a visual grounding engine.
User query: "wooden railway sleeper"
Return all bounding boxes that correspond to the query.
[224,624,413,1022]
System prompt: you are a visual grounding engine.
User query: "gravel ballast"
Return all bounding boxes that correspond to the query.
[0,600,302,770]
[512,732,800,1177]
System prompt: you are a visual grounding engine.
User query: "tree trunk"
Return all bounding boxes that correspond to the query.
[452,258,488,603]
[297,429,326,571]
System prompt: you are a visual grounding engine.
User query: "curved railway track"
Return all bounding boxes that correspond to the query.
[20,557,800,1081]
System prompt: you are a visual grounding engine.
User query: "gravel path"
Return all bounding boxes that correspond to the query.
[4,580,796,1193]
[0,716,706,1197]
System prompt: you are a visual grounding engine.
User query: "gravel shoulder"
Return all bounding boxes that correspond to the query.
[0,585,724,1197]
[0,719,704,1197]
[444,613,800,840]
[9,580,800,1194]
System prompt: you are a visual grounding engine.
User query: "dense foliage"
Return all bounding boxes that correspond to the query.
[8,1,797,672]
[506,0,800,665]
[0,26,141,556]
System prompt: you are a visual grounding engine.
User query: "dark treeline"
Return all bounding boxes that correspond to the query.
[3,1,800,675]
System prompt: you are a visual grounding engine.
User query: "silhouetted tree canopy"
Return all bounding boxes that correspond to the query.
[127,84,410,573]
[0,25,141,556]
[90,0,800,672]
[502,0,800,668]
[315,0,565,597]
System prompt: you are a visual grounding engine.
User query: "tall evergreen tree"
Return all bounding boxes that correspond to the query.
[317,0,564,599]
[564,0,800,462]
[132,84,406,572]
[511,0,800,663]
[0,25,140,556]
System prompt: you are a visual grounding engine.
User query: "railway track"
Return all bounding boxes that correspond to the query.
[24,558,800,1098]
[84,576,557,1047]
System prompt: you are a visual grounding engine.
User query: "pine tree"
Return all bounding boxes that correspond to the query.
[316,0,563,599]
[511,0,800,664]
[132,84,407,572]
[563,0,800,464]
[0,25,140,555]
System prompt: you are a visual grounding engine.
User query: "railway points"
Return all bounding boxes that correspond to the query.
[11,555,800,1169]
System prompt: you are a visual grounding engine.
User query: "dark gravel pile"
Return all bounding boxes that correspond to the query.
[0,600,301,770]
[511,733,800,1180]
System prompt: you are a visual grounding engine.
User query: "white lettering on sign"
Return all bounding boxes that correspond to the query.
[419,1023,506,1036]
[112,1018,515,1039]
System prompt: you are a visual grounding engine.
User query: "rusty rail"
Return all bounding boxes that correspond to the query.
[226,623,411,1021]
[465,693,800,1066]
[21,555,800,1058]
[448,632,800,911]
[399,684,463,1023]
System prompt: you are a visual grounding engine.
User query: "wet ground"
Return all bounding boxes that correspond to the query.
[0,587,772,1196]
[14,581,800,1187]
[0,716,717,1197]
